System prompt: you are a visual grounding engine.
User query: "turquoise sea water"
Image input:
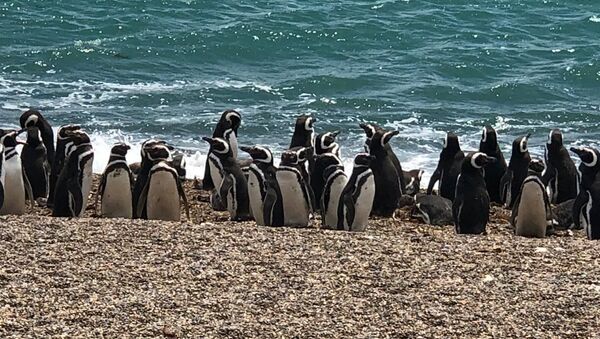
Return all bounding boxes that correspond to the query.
[1,1,599,179]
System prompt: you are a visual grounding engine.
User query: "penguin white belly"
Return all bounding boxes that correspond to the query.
[208,156,223,188]
[225,174,239,219]
[101,169,133,218]
[351,176,375,232]
[277,171,309,227]
[147,171,180,221]
[323,175,347,228]
[515,184,547,238]
[79,159,94,217]
[247,172,265,225]
[0,159,26,215]
[228,133,238,159]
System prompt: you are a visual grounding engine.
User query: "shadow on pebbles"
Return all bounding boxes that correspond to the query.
[0,179,599,338]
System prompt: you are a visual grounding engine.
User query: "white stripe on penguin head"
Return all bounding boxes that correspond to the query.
[212,139,230,155]
[481,127,487,143]
[471,152,485,169]
[304,117,314,131]
[547,130,554,145]
[256,146,273,164]
[225,111,240,123]
[25,115,39,127]
[583,148,598,167]
[443,134,448,148]
[380,131,396,147]
[519,136,528,153]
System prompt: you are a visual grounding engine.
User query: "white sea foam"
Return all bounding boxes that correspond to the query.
[590,15,600,22]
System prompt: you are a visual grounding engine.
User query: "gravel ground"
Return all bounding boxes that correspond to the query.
[0,179,599,338]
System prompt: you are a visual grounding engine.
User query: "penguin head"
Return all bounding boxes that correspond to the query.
[443,132,460,152]
[25,126,43,146]
[465,152,496,171]
[512,133,530,156]
[368,129,399,153]
[354,153,375,167]
[222,109,241,132]
[571,146,599,168]
[0,130,18,148]
[280,149,300,166]
[480,125,498,145]
[404,169,424,196]
[315,153,342,170]
[146,145,171,162]
[57,124,81,140]
[202,136,231,156]
[289,146,310,163]
[547,129,563,150]
[240,145,273,165]
[528,158,546,175]
[316,131,340,154]
[110,143,131,157]
[140,139,167,159]
[20,109,42,129]
[359,123,380,140]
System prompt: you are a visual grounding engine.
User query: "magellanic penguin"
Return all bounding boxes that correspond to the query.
[499,134,531,209]
[337,153,376,232]
[479,126,508,203]
[95,143,134,218]
[137,145,190,222]
[511,159,554,238]
[240,145,276,226]
[0,144,5,210]
[542,129,579,204]
[202,137,251,221]
[571,147,600,233]
[573,172,600,240]
[272,148,312,227]
[132,139,167,218]
[359,122,404,189]
[318,154,347,229]
[290,115,316,184]
[570,146,600,192]
[19,109,55,164]
[52,130,94,217]
[48,124,81,208]
[411,194,453,226]
[403,169,424,196]
[311,130,341,207]
[20,126,50,204]
[453,152,496,234]
[0,131,34,215]
[202,110,241,190]
[427,132,464,201]
[365,128,403,217]
[289,146,317,212]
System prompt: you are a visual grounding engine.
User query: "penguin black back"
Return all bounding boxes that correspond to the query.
[20,126,49,201]
[202,109,241,190]
[479,126,508,203]
[542,129,579,204]
[48,124,81,207]
[132,139,167,218]
[367,128,403,217]
[500,134,531,208]
[427,132,464,201]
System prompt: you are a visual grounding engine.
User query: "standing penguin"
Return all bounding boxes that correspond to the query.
[202,137,251,221]
[359,122,404,188]
[0,144,4,210]
[132,139,167,218]
[137,145,190,222]
[0,131,33,215]
[500,134,531,209]
[272,148,312,227]
[570,147,600,191]
[202,110,241,191]
[311,130,341,206]
[571,147,600,233]
[52,130,94,217]
[511,159,555,238]
[19,109,55,164]
[337,153,376,232]
[312,153,343,212]
[20,126,50,204]
[95,143,134,218]
[542,129,579,204]
[48,124,81,208]
[240,145,276,226]
[427,132,464,201]
[479,126,508,203]
[289,146,317,212]
[290,115,316,183]
[367,129,403,217]
[453,152,496,234]
[318,154,348,229]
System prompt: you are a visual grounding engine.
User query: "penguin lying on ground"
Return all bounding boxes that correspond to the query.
[241,145,277,226]
[479,126,507,204]
[95,143,134,219]
[411,194,453,226]
[403,169,424,196]
[203,110,241,191]
[427,132,464,201]
[500,134,531,209]
[542,129,579,204]
[336,153,375,232]
[0,131,33,215]
[318,154,347,229]
[552,199,574,230]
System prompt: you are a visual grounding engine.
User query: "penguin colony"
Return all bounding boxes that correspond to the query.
[1,109,599,240]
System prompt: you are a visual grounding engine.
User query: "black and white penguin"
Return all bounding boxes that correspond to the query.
[289,146,317,212]
[499,134,531,209]
[403,169,424,196]
[542,129,579,204]
[427,132,464,201]
[132,139,167,218]
[171,150,187,180]
[0,131,33,215]
[290,115,316,188]
[453,152,496,234]
[19,109,55,164]
[511,159,554,238]
[48,124,81,208]
[318,154,347,229]
[572,163,600,240]
[366,129,403,217]
[359,122,404,189]
[479,126,508,203]
[240,145,276,226]
[272,148,312,227]
[571,147,600,232]
[411,194,453,226]
[0,144,5,210]
[202,110,241,190]
[311,152,342,213]
[336,153,376,231]
[95,143,134,218]
[52,130,94,217]
[314,130,340,157]
[20,126,50,204]
[202,137,251,221]
[137,145,190,222]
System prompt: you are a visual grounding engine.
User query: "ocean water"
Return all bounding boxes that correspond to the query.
[1,1,599,182]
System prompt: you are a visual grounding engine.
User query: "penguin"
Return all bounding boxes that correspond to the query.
[95,143,134,218]
[52,130,94,217]
[202,109,241,190]
[132,139,167,218]
[511,159,554,238]
[0,144,5,210]
[552,199,574,230]
[289,146,317,212]
[427,132,464,201]
[542,129,579,204]
[318,154,348,229]
[411,194,453,226]
[366,128,403,217]
[479,126,508,203]
[19,109,55,164]
[573,173,600,240]
[240,145,276,226]
[311,131,341,206]
[137,145,190,222]
[571,147,600,231]
[312,153,343,212]
[453,152,496,234]
[202,137,251,221]
[290,115,316,184]
[359,122,404,189]
[273,148,312,227]
[314,130,340,157]
[171,150,187,180]
[499,134,531,209]
[0,131,34,215]
[20,126,50,204]
[403,169,424,196]
[337,153,376,232]
[48,124,81,208]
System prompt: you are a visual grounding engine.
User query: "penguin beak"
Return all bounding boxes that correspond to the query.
[525,133,532,139]
[201,137,215,145]
[486,156,497,164]
[17,141,27,146]
[358,123,369,132]
[239,146,253,153]
[570,147,584,156]
[331,130,340,138]
[17,128,26,135]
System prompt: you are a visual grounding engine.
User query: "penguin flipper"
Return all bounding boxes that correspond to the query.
[263,188,276,226]
[21,167,35,211]
[176,176,190,221]
[136,178,151,220]
[572,192,589,229]
[218,173,233,213]
[510,192,523,229]
[202,152,215,190]
[94,173,107,216]
[499,170,512,205]
[342,193,355,231]
[426,168,441,195]
[0,183,4,210]
[67,179,83,217]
